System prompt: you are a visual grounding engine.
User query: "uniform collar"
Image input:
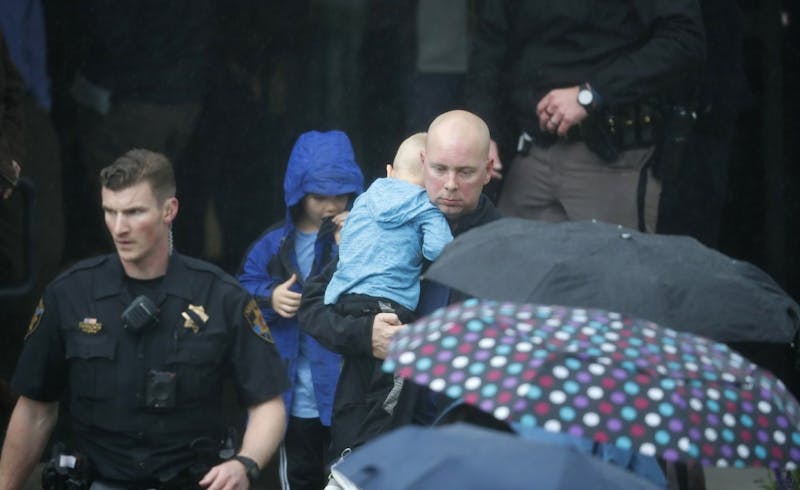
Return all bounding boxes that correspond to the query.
[93,253,194,303]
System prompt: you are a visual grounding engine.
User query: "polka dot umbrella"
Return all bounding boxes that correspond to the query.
[384,299,800,470]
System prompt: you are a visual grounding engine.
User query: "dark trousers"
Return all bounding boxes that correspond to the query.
[282,416,330,490]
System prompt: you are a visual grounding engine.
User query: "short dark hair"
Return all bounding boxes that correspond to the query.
[100,149,176,203]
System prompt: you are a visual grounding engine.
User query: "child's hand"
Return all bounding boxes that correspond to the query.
[271,273,302,318]
[332,211,349,244]
[331,211,349,228]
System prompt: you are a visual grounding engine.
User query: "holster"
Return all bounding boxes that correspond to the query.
[157,466,209,490]
[153,433,234,488]
[584,102,664,163]
[41,444,94,490]
[521,101,667,164]
[581,112,621,162]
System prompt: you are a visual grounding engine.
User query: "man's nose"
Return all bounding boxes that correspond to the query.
[443,172,458,190]
[111,215,129,234]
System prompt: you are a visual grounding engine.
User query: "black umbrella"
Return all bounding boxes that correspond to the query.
[424,218,799,344]
[331,423,662,490]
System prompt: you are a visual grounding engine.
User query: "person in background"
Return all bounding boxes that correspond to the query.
[59,1,212,262]
[0,29,26,434]
[0,1,65,418]
[0,29,24,289]
[238,130,364,490]
[465,0,705,232]
[0,30,23,202]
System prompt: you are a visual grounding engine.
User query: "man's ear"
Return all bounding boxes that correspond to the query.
[483,157,494,184]
[386,164,394,178]
[163,197,179,224]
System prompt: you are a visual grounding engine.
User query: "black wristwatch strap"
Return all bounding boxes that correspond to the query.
[233,454,260,482]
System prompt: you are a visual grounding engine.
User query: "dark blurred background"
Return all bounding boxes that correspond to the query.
[0,0,798,486]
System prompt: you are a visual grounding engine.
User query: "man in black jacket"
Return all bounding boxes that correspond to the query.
[466,0,706,232]
[298,110,502,460]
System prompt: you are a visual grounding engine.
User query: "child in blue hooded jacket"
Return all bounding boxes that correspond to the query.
[238,130,363,490]
[324,132,452,316]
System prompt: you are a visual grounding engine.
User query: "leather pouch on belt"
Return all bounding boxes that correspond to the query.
[582,112,620,163]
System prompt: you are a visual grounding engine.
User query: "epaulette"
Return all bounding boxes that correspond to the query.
[179,254,242,289]
[50,254,111,285]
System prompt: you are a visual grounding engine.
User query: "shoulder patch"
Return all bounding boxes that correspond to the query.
[25,298,45,339]
[244,298,274,343]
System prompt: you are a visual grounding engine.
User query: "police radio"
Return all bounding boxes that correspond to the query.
[121,295,159,333]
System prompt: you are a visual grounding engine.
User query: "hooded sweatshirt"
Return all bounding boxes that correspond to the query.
[325,177,452,311]
[238,130,363,425]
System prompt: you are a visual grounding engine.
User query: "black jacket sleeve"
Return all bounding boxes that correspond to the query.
[298,258,375,357]
[464,1,513,142]
[591,0,706,104]
[466,0,706,121]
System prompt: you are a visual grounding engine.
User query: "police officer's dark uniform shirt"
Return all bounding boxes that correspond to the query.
[466,0,706,139]
[12,253,289,484]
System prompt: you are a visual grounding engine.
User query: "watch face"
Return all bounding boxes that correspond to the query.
[578,89,594,106]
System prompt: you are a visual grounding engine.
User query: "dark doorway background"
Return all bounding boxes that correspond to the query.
[1,1,799,488]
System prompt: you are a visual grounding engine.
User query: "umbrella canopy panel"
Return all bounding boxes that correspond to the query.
[335,423,662,490]
[425,218,800,344]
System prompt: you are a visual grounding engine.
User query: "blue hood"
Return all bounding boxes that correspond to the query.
[283,130,364,212]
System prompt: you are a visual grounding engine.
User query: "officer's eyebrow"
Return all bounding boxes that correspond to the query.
[102,204,148,214]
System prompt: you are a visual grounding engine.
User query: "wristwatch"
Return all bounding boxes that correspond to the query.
[577,83,598,111]
[233,454,261,483]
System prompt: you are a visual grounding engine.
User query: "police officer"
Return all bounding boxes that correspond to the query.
[465,0,706,232]
[0,149,288,489]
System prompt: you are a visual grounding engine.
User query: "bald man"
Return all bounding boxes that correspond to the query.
[299,110,502,461]
[421,110,496,227]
